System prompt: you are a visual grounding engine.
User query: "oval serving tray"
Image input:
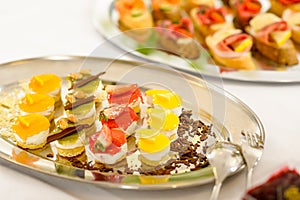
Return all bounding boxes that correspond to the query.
[0,56,265,190]
[92,0,300,83]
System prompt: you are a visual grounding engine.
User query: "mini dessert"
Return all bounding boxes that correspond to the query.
[206,29,256,70]
[270,0,300,16]
[52,118,86,157]
[243,166,300,200]
[232,0,262,29]
[283,9,300,44]
[137,130,171,167]
[89,124,127,166]
[29,73,62,105]
[19,93,55,122]
[152,0,182,23]
[105,84,143,113]
[156,17,200,59]
[182,0,215,12]
[64,95,97,134]
[100,105,138,137]
[12,114,50,149]
[147,108,179,141]
[67,70,107,110]
[145,89,182,116]
[115,0,154,42]
[247,13,298,65]
[190,5,233,39]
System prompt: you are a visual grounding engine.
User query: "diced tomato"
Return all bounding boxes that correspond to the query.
[102,107,138,131]
[245,0,261,12]
[89,124,112,153]
[106,84,143,105]
[111,129,126,147]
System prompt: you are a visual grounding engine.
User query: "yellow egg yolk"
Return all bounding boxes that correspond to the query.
[19,93,55,113]
[148,108,179,131]
[29,74,62,93]
[138,133,170,153]
[12,114,50,140]
[145,89,181,109]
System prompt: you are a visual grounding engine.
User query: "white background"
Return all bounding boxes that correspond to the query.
[1,0,300,199]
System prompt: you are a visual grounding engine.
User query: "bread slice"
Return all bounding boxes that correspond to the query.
[254,38,298,65]
[206,35,256,70]
[159,35,200,59]
[292,27,300,44]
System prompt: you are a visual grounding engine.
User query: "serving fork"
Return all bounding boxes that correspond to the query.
[241,132,264,189]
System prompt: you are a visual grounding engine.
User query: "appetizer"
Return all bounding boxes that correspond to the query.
[283,9,300,44]
[53,118,86,157]
[206,29,256,70]
[232,0,262,29]
[19,93,55,122]
[152,0,182,23]
[190,5,233,39]
[89,124,127,166]
[270,0,300,16]
[115,0,154,41]
[248,13,298,65]
[12,114,50,149]
[29,73,62,105]
[182,0,215,12]
[156,17,200,59]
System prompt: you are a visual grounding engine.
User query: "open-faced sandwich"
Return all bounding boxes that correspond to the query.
[190,5,233,41]
[283,9,300,44]
[115,0,154,41]
[152,0,182,23]
[182,0,215,12]
[206,28,256,70]
[270,0,300,16]
[232,0,262,30]
[156,17,200,59]
[247,13,298,65]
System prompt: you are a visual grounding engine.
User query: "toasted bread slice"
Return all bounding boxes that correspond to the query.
[254,38,298,65]
[292,27,300,44]
[206,35,256,70]
[159,35,200,59]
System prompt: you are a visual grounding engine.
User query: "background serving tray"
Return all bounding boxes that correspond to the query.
[92,0,300,83]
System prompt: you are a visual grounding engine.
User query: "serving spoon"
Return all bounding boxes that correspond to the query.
[206,141,244,200]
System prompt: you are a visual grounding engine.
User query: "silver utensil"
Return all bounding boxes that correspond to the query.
[206,141,244,200]
[241,132,264,189]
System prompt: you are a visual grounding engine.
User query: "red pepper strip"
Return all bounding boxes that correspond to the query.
[102,107,138,130]
[256,21,289,43]
[236,0,261,24]
[197,6,226,25]
[279,0,300,5]
[217,33,252,52]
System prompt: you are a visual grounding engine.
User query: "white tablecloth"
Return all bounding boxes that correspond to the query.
[1,0,300,199]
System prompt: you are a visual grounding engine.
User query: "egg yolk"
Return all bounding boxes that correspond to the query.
[29,74,62,93]
[145,89,181,109]
[19,93,55,113]
[12,114,50,140]
[138,133,170,153]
